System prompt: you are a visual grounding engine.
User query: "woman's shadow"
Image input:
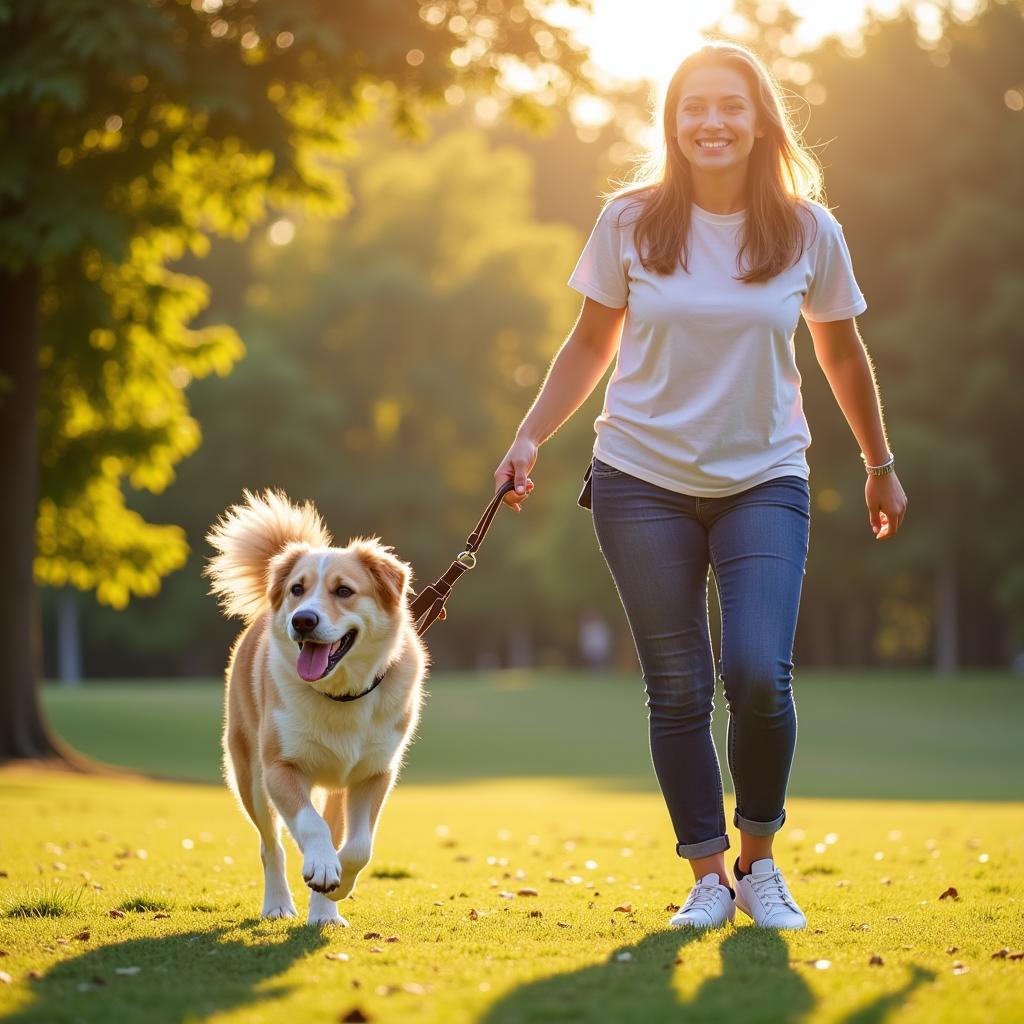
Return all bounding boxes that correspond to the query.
[479,926,935,1024]
[4,921,328,1024]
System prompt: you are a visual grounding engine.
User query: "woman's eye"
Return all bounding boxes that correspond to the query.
[290,583,304,596]
[336,586,353,598]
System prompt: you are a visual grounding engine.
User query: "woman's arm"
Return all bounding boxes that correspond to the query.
[806,316,908,540]
[494,296,627,511]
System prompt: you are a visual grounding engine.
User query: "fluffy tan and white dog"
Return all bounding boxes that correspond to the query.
[205,489,427,927]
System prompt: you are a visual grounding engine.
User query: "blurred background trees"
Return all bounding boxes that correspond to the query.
[3,1,1022,714]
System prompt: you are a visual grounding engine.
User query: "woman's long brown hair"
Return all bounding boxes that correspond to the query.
[608,40,824,283]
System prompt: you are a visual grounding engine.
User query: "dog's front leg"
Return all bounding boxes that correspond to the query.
[326,770,395,903]
[264,761,341,896]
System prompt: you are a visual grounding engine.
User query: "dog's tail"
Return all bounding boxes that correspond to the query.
[205,489,332,621]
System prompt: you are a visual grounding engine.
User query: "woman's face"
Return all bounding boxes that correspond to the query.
[674,64,761,176]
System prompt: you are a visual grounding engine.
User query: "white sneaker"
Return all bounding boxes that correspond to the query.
[668,873,736,929]
[734,857,807,929]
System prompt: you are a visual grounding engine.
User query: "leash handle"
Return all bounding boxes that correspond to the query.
[408,479,517,636]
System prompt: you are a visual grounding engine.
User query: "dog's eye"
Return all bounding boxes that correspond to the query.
[335,585,354,599]
[290,583,304,596]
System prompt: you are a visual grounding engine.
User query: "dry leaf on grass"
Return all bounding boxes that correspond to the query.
[517,888,538,897]
[992,947,1010,959]
[0,972,12,985]
[340,1009,370,1023]
[1009,952,1024,961]
[109,910,125,919]
[153,913,170,920]
[869,955,884,966]
[946,946,959,955]
[529,910,542,918]
[938,887,959,901]
[325,952,350,962]
[74,931,90,941]
[385,936,400,943]
[368,947,383,954]
[363,932,382,940]
[557,921,570,928]
[952,961,969,975]
[468,909,479,921]
[665,903,680,913]
[613,904,633,913]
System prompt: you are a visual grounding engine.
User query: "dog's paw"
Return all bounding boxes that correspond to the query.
[262,902,298,919]
[307,893,349,928]
[302,849,342,893]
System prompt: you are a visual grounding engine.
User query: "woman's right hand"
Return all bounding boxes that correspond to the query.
[494,435,538,512]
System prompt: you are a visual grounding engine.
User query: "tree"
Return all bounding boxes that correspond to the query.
[0,0,590,760]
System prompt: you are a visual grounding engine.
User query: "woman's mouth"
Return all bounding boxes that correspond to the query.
[295,629,358,682]
[696,139,732,151]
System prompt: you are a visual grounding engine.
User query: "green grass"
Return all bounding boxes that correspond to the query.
[0,773,1022,1023]
[41,670,1024,799]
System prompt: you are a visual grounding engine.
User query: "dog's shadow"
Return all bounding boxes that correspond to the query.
[478,927,936,1024]
[4,923,328,1024]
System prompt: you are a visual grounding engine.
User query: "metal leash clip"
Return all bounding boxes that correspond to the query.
[456,550,477,570]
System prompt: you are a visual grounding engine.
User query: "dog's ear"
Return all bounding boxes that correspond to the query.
[267,544,307,612]
[354,541,411,614]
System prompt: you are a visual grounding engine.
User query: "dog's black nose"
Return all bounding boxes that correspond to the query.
[291,610,319,635]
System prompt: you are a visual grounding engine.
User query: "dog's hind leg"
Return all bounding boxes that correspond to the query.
[326,770,395,903]
[227,734,297,919]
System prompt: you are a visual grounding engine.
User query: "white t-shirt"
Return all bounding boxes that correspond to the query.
[568,195,867,497]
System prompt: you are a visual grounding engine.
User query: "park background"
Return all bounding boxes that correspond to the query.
[1,1,1023,1023]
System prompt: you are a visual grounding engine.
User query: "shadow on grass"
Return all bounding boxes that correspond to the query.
[479,927,936,1024]
[4,923,328,1024]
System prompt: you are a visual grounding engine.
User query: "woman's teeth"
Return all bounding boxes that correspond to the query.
[698,140,731,149]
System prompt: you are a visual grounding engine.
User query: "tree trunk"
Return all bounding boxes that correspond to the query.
[934,529,959,674]
[0,266,74,762]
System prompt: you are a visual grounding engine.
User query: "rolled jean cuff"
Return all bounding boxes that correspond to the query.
[676,834,731,859]
[734,808,786,836]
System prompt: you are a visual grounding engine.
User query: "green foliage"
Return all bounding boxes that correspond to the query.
[0,0,592,608]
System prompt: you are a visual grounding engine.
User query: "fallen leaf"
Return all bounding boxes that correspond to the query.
[952,962,969,975]
[938,887,959,901]
[433,901,444,907]
[613,904,633,913]
[992,947,1010,959]
[665,903,680,913]
[368,947,383,954]
[1009,952,1024,961]
[153,913,171,920]
[340,1009,370,1023]
[0,972,11,985]
[517,888,538,897]
[674,956,684,965]
[498,892,515,900]
[363,932,382,940]
[402,983,428,995]
[529,910,543,918]
[869,955,884,966]
[946,946,959,955]
[557,921,570,928]
[109,910,125,919]
[325,952,350,962]
[385,936,400,944]
[74,931,90,941]
[468,909,479,921]
[27,970,42,980]
[0,951,6,957]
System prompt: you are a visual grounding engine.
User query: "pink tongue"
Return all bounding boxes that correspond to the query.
[297,642,331,682]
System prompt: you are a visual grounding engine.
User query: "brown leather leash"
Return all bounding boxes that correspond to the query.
[408,479,516,635]
[318,480,516,703]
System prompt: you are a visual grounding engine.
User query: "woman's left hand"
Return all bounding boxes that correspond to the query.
[866,472,908,541]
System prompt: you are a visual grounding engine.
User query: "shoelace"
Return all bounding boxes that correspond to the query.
[748,869,799,912]
[680,881,721,914]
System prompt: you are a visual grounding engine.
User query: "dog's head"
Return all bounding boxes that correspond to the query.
[266,536,412,686]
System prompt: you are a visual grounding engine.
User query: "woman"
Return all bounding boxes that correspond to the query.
[493,40,907,930]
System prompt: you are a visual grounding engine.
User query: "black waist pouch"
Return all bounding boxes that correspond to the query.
[577,460,593,510]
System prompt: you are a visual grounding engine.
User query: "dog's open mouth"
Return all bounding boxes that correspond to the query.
[296,629,358,682]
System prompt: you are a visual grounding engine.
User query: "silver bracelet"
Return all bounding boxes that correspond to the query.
[861,452,895,476]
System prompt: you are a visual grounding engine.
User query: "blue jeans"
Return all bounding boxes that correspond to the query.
[590,457,810,859]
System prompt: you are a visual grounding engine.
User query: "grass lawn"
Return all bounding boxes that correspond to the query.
[40,670,1024,800]
[0,773,1022,1023]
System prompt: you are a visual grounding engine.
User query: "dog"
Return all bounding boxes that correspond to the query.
[204,489,428,926]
